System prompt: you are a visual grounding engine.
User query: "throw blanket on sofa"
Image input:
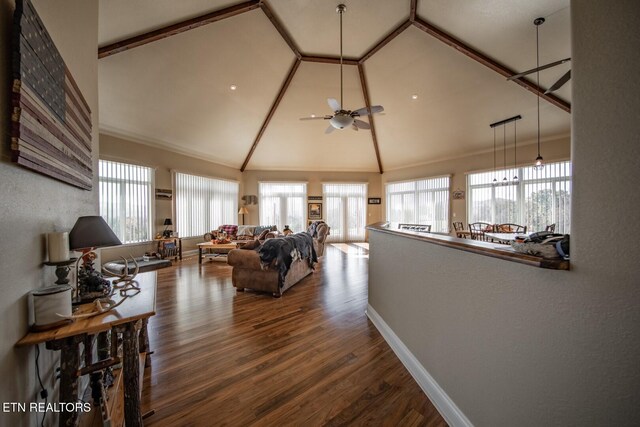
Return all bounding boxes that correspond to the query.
[257,232,318,286]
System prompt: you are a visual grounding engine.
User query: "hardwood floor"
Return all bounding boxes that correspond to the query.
[141,243,447,426]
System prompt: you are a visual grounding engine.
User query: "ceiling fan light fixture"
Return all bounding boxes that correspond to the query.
[330,114,354,130]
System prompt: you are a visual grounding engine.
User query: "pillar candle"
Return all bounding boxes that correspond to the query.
[47,232,70,262]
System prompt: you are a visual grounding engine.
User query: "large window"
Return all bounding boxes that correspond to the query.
[259,182,307,232]
[467,160,571,233]
[175,172,238,238]
[323,183,367,242]
[99,159,154,244]
[386,176,450,233]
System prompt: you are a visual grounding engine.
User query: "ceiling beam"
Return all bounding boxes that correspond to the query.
[359,20,411,64]
[358,64,383,174]
[98,0,260,59]
[260,1,302,59]
[302,55,359,66]
[412,17,571,113]
[409,0,418,23]
[241,58,301,172]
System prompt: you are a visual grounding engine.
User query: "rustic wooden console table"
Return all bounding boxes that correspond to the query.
[16,272,157,427]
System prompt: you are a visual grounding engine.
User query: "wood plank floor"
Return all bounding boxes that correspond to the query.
[141,243,447,426]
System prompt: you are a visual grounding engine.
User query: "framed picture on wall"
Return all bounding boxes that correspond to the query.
[308,203,322,220]
[368,197,381,204]
[452,189,465,200]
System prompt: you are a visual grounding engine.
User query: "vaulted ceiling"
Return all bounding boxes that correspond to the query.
[98,0,571,172]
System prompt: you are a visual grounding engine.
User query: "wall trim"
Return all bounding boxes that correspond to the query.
[366,304,473,427]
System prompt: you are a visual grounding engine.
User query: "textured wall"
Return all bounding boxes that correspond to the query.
[368,1,640,425]
[0,0,99,425]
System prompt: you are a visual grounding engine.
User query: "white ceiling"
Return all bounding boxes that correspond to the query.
[98,0,572,172]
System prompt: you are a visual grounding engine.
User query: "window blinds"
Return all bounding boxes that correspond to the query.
[99,159,154,244]
[467,160,571,233]
[323,183,367,242]
[175,172,239,238]
[259,182,307,232]
[385,176,450,233]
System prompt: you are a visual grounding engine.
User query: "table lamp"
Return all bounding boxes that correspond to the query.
[238,207,248,225]
[163,218,173,238]
[69,216,121,303]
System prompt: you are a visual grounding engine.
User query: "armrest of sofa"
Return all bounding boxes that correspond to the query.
[227,248,262,269]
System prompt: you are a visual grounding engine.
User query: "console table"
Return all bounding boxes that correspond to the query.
[16,272,157,427]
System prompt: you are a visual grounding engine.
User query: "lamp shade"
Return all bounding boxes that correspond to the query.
[69,216,121,250]
[163,218,173,226]
[238,207,249,215]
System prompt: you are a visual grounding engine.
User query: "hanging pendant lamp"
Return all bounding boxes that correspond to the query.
[513,120,519,181]
[492,127,498,185]
[534,17,545,170]
[502,125,508,185]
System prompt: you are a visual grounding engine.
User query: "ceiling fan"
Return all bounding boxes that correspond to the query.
[507,17,571,94]
[299,4,384,134]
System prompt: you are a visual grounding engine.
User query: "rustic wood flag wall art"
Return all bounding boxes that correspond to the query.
[11,0,93,190]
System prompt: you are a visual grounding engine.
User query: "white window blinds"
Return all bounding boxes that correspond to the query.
[99,159,154,244]
[259,182,307,232]
[175,172,239,238]
[467,160,571,233]
[323,183,367,242]
[386,176,450,233]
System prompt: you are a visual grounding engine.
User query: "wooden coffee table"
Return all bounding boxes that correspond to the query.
[197,242,238,264]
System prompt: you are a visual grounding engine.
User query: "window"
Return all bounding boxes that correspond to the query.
[175,172,238,238]
[467,160,571,233]
[99,159,154,244]
[323,183,367,242]
[386,176,450,233]
[259,182,307,232]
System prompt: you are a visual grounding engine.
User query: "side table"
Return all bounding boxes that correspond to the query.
[155,237,182,260]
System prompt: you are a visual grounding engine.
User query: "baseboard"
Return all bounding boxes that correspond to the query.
[366,304,473,427]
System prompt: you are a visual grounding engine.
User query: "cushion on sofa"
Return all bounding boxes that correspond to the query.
[237,225,256,237]
[218,224,238,236]
[255,225,276,235]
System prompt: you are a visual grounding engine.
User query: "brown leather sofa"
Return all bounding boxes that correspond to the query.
[226,222,330,297]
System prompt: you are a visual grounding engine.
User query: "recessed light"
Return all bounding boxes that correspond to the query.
[230,84,237,91]
[311,114,316,118]
[411,94,418,100]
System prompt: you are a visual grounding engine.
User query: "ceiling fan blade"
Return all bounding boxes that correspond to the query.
[300,115,332,121]
[353,119,371,130]
[328,98,341,112]
[544,70,571,94]
[507,58,571,81]
[325,124,336,134]
[352,105,384,117]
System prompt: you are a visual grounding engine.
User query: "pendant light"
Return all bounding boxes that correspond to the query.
[502,125,508,185]
[534,17,545,170]
[513,120,519,181]
[492,127,498,185]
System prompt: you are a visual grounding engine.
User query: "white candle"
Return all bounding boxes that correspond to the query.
[47,232,69,262]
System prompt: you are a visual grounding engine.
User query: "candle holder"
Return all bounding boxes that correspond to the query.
[43,258,78,285]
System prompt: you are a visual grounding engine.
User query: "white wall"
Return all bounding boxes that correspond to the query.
[367,1,640,425]
[0,0,99,425]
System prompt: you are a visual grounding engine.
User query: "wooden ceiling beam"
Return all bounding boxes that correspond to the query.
[412,17,571,113]
[241,58,301,172]
[301,55,359,66]
[358,64,383,174]
[359,20,411,64]
[98,0,260,59]
[260,1,301,59]
[409,0,418,23]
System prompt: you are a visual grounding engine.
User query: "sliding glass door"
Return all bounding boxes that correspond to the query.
[323,183,367,242]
